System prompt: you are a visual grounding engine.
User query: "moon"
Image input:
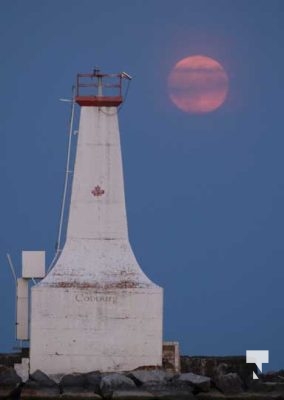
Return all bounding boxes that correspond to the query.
[168,55,229,114]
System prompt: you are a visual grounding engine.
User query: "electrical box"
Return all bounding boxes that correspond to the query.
[16,278,29,340]
[22,251,45,278]
[162,341,181,372]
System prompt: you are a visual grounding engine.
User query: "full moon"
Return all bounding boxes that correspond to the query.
[168,55,229,114]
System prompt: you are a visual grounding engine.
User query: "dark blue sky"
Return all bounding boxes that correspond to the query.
[1,0,283,371]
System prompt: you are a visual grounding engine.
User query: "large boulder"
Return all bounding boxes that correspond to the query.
[59,371,101,400]
[128,370,174,386]
[177,373,211,393]
[0,365,22,399]
[60,373,87,390]
[21,370,59,399]
[100,373,136,399]
[214,372,243,394]
[20,379,60,399]
[0,365,22,385]
[85,371,102,393]
[30,370,58,388]
[60,372,102,397]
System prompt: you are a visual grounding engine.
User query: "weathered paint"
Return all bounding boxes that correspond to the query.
[30,106,163,375]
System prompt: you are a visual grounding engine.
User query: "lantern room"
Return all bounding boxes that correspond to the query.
[75,68,131,107]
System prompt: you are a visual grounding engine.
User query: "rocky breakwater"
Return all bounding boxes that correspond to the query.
[1,364,284,399]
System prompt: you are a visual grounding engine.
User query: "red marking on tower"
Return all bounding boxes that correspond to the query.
[91,186,105,197]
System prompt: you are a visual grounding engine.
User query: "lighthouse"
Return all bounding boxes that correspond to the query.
[29,70,163,375]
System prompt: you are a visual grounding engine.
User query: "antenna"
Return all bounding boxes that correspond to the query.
[47,86,76,272]
[59,98,72,103]
[121,71,132,80]
[6,253,17,283]
[6,253,18,343]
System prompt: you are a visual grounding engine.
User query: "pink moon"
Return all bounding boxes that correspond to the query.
[168,55,229,114]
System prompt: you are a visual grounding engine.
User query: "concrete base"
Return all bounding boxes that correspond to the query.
[30,285,162,375]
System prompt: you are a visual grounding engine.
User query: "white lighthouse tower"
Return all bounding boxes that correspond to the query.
[29,69,163,375]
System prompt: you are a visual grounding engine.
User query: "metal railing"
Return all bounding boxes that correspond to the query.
[76,69,123,98]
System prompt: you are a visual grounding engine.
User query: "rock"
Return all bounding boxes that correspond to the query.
[213,363,228,377]
[214,372,243,394]
[0,365,22,385]
[60,373,87,389]
[21,370,60,398]
[112,390,154,399]
[0,386,21,400]
[128,370,174,386]
[30,369,58,387]
[85,371,102,393]
[181,356,254,388]
[20,379,60,399]
[0,365,22,399]
[100,373,136,399]
[178,373,211,393]
[60,372,102,397]
[60,373,88,395]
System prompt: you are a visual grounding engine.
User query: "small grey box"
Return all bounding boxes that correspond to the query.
[22,251,45,278]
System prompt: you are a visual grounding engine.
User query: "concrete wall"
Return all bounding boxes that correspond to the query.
[30,286,162,375]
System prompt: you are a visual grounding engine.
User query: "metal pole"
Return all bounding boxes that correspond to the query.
[6,253,17,283]
[47,86,76,272]
[98,76,103,96]
[6,253,17,342]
